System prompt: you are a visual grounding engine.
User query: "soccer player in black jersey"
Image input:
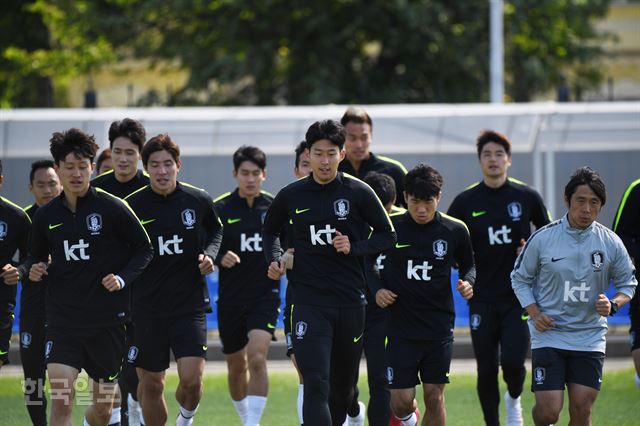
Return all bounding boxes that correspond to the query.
[92,118,149,198]
[378,164,475,426]
[92,118,149,426]
[281,141,312,425]
[447,130,550,426]
[21,160,61,425]
[213,145,278,426]
[612,178,640,388]
[125,134,222,426]
[263,119,396,426]
[0,159,31,374]
[338,107,408,207]
[26,128,153,426]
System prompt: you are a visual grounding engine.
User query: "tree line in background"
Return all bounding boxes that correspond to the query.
[1,0,613,108]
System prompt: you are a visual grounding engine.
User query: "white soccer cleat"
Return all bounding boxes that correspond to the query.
[504,391,523,426]
[345,401,365,426]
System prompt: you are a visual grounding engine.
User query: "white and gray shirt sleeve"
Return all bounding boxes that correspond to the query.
[510,230,541,308]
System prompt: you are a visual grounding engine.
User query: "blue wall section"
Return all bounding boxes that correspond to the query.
[13,269,631,333]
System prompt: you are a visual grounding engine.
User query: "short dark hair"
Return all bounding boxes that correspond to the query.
[340,107,373,129]
[29,159,55,184]
[294,141,306,169]
[96,148,112,173]
[364,171,396,207]
[108,118,146,152]
[233,145,266,171]
[564,166,606,206]
[141,134,180,167]
[50,128,99,164]
[404,164,443,200]
[476,129,511,158]
[305,120,345,150]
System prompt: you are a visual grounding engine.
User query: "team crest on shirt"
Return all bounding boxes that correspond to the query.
[181,209,196,229]
[0,221,7,240]
[21,332,32,348]
[386,367,394,384]
[86,213,102,234]
[534,367,546,385]
[470,314,482,330]
[433,239,448,259]
[45,341,53,358]
[591,250,604,271]
[334,199,350,220]
[507,202,522,221]
[295,321,308,339]
[127,346,139,363]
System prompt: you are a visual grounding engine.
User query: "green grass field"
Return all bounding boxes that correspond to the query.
[0,368,638,425]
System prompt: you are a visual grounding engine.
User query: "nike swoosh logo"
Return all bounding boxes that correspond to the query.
[521,314,530,321]
[472,211,487,218]
[0,350,7,355]
[551,257,566,262]
[395,243,411,249]
[48,223,63,230]
[108,372,119,381]
[227,218,242,224]
[267,323,276,329]
[295,208,310,214]
[202,345,208,351]
[140,219,156,225]
[353,334,364,343]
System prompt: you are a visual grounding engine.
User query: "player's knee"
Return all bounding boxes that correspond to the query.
[568,398,593,421]
[247,351,267,372]
[92,403,113,420]
[423,388,444,410]
[141,376,165,397]
[179,376,203,397]
[533,403,560,424]
[227,357,248,377]
[303,372,329,399]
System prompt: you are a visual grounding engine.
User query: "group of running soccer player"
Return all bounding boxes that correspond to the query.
[0,106,637,426]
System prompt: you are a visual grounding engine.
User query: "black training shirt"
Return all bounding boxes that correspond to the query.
[447,178,550,305]
[381,211,475,340]
[26,188,153,328]
[126,182,223,318]
[92,169,149,199]
[214,189,279,305]
[20,203,45,316]
[0,197,30,306]
[263,172,396,307]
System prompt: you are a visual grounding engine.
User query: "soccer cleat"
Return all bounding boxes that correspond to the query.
[175,412,193,426]
[504,391,523,426]
[343,401,366,426]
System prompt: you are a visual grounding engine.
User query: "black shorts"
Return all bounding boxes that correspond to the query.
[387,336,453,389]
[130,312,207,372]
[218,297,280,355]
[531,347,604,392]
[45,325,126,383]
[0,305,14,364]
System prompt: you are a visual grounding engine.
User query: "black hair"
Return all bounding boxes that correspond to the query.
[141,134,180,166]
[364,171,396,207]
[305,119,345,150]
[294,141,307,169]
[404,164,443,200]
[233,145,267,171]
[565,166,606,206]
[340,107,373,129]
[29,159,55,184]
[108,118,146,152]
[476,129,511,158]
[49,128,99,164]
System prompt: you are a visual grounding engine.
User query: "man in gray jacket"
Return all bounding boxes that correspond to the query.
[511,167,636,426]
